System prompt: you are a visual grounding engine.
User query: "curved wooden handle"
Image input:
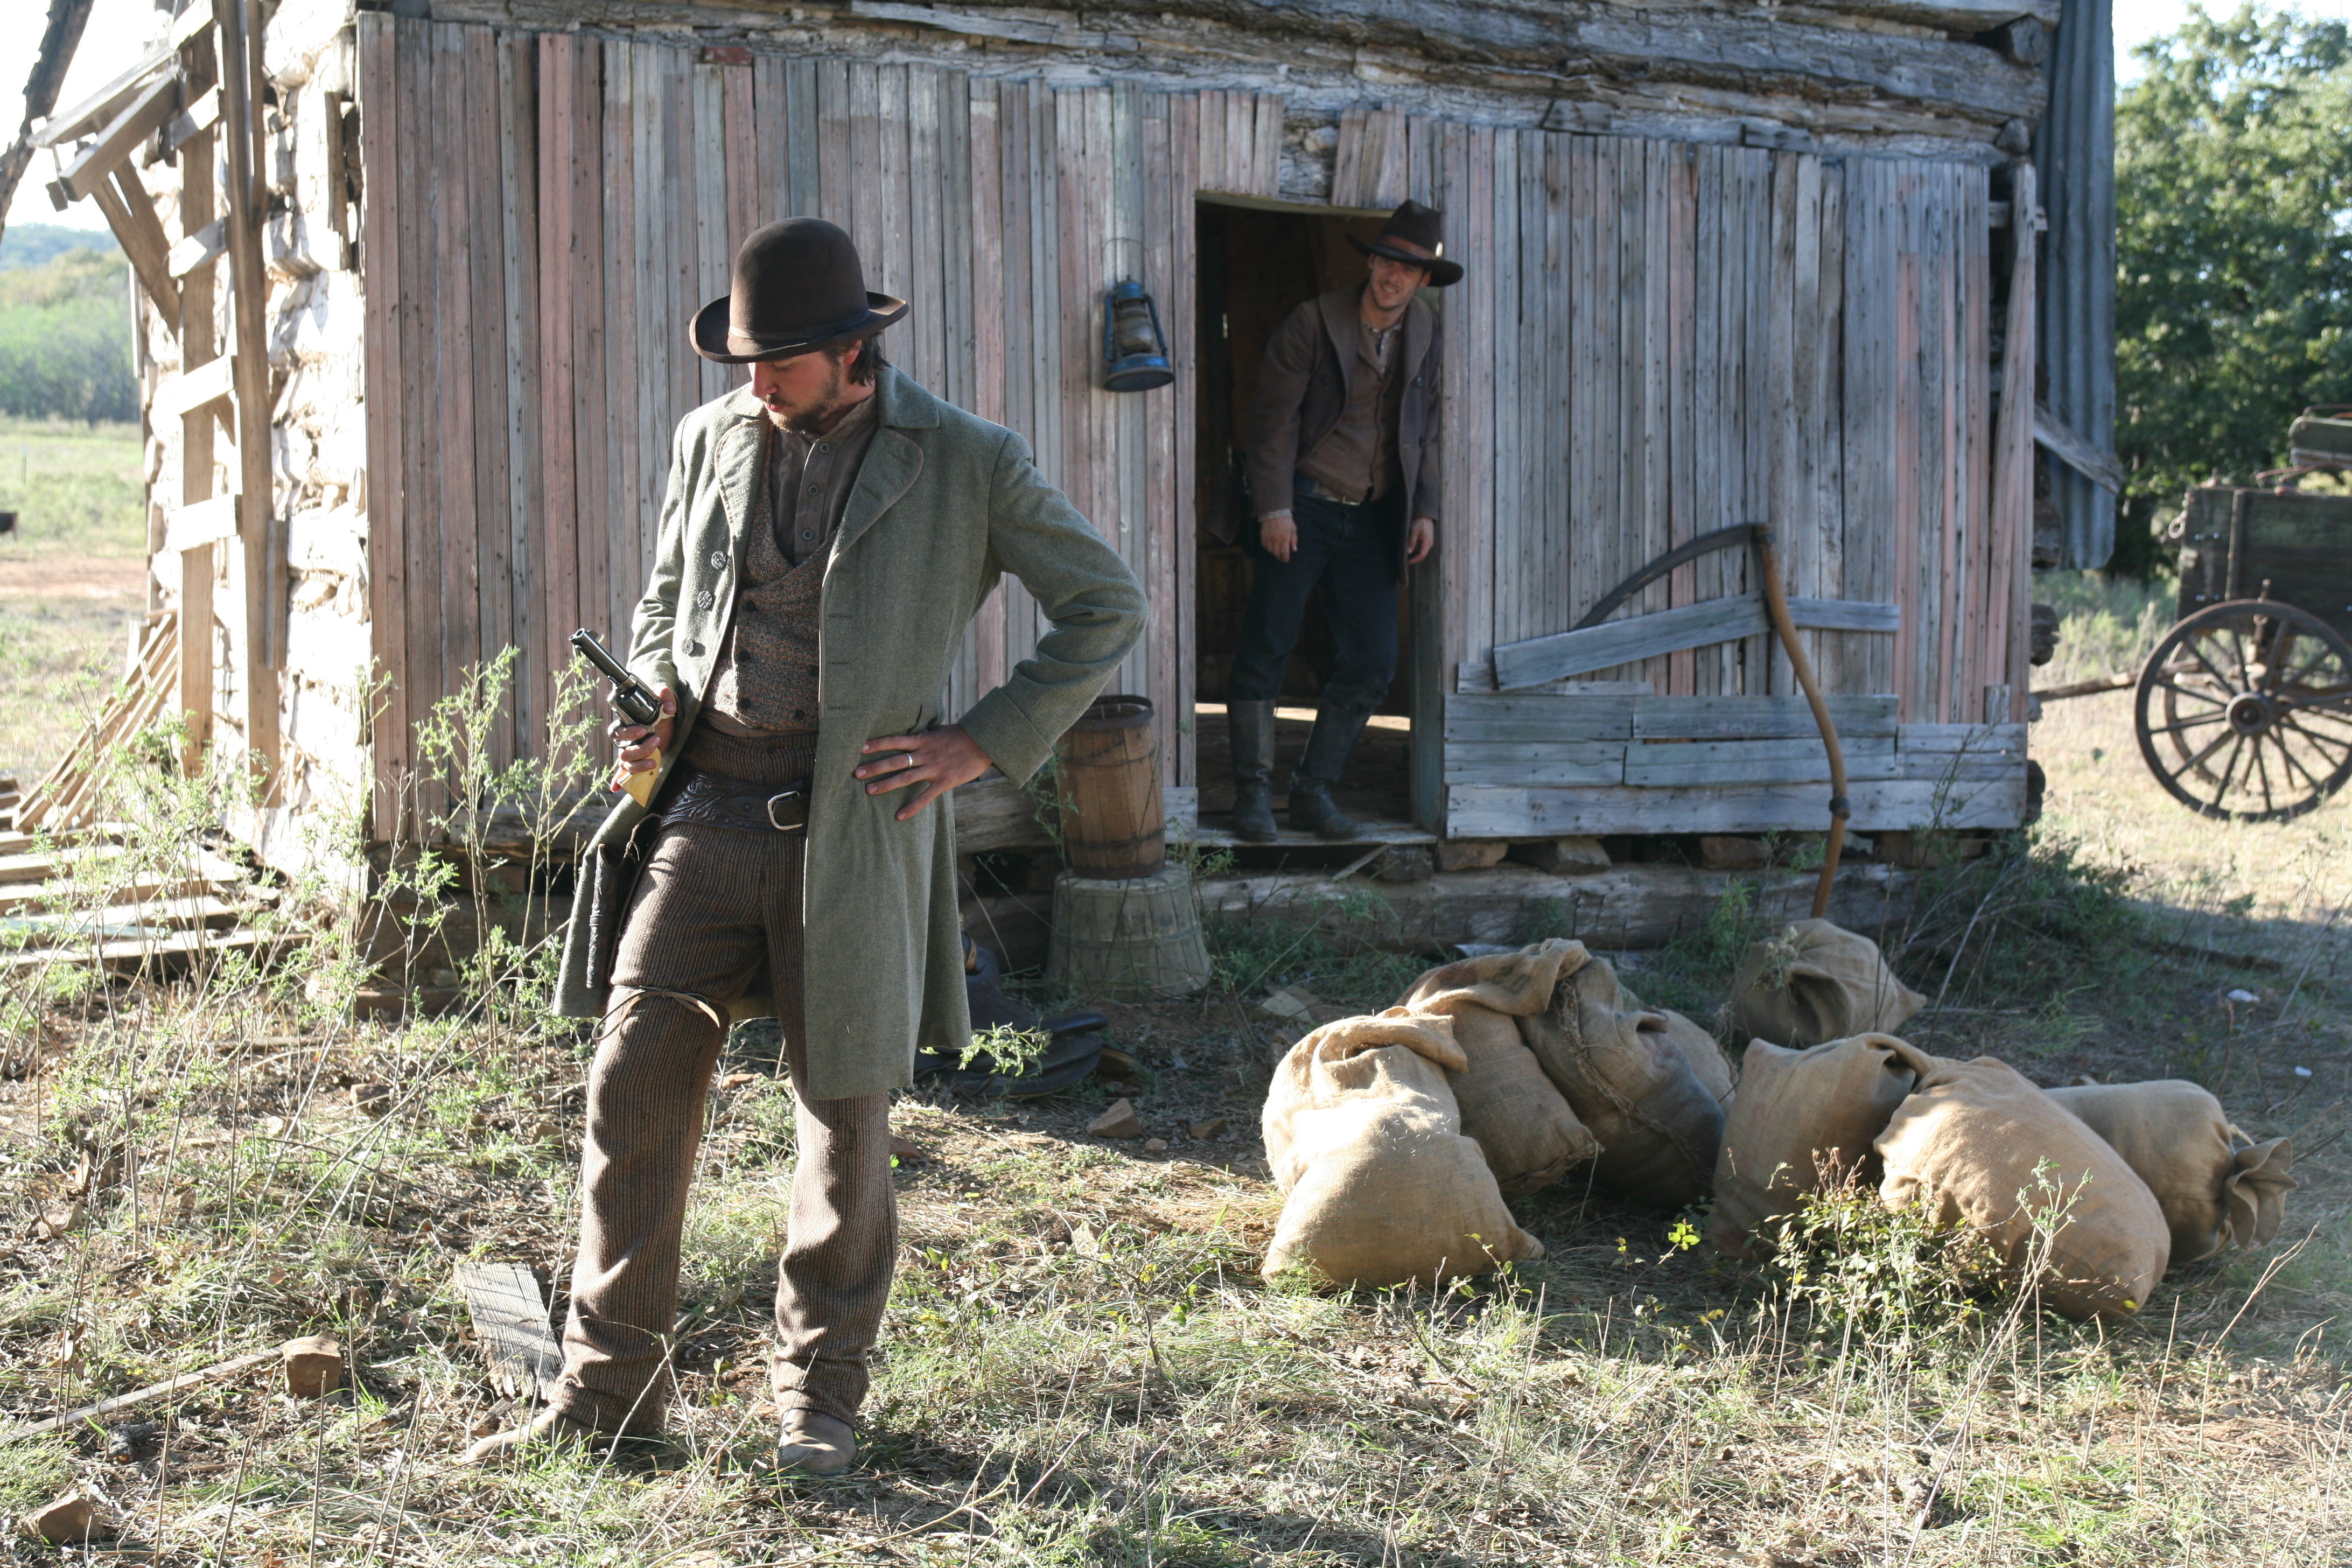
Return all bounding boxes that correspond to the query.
[1752,527,1847,920]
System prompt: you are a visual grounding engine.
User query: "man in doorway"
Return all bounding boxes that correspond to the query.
[467,218,1143,1473]
[1227,199,1457,841]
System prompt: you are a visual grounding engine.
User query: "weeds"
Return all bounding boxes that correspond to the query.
[962,1023,1055,1079]
[1202,888,1424,1011]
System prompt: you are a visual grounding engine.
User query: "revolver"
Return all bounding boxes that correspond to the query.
[571,627,664,808]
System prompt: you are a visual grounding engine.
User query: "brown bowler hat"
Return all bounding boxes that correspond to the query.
[690,218,909,363]
[1346,199,1462,287]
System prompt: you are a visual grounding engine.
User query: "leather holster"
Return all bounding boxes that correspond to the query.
[584,811,662,993]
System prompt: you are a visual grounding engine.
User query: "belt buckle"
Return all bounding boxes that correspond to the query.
[765,788,806,833]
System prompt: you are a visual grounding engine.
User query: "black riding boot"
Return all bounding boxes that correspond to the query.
[1226,699,1279,843]
[1288,694,1378,840]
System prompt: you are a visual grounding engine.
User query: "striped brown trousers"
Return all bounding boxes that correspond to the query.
[548,730,895,1433]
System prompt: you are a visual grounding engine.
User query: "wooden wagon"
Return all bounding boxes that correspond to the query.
[2145,471,2352,820]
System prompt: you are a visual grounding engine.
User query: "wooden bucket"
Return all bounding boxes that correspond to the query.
[1046,866,1211,999]
[1055,694,1164,879]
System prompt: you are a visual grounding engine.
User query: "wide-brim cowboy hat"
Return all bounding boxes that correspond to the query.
[690,216,909,364]
[1346,198,1463,287]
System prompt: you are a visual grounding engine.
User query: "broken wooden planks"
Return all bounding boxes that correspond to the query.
[453,1261,562,1399]
[1490,593,1901,690]
[0,925,293,980]
[17,614,178,834]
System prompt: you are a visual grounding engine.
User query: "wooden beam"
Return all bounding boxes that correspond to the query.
[1491,593,1899,689]
[54,76,181,202]
[166,2,218,52]
[168,216,226,277]
[218,0,279,771]
[1813,0,2061,27]
[29,38,174,149]
[176,20,220,778]
[86,166,180,322]
[163,494,240,554]
[153,354,233,419]
[848,0,1137,49]
[2033,399,2122,493]
[162,86,223,157]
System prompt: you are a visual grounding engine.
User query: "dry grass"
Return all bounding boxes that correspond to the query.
[0,582,2347,1565]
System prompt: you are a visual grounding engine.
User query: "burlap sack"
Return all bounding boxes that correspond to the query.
[1520,955,1726,1206]
[1731,919,1926,1048]
[1402,941,1601,1198]
[1261,1009,1545,1287]
[1875,1056,2169,1319]
[1620,981,1737,1105]
[2047,1081,2297,1264]
[1707,1033,1938,1252]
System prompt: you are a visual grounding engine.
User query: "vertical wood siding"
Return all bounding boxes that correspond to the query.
[1345,110,2006,724]
[355,17,2014,836]
[357,18,1274,800]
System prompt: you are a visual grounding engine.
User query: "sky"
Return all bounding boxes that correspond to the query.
[13,1,2352,234]
[6,0,171,234]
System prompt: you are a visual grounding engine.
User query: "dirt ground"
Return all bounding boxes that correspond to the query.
[0,559,146,600]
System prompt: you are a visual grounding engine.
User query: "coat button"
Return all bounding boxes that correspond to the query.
[709,550,727,570]
[695,589,715,609]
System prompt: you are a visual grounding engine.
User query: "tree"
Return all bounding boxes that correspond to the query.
[0,0,100,256]
[0,247,137,423]
[2115,6,2352,572]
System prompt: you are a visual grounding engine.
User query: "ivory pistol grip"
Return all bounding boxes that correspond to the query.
[624,756,661,809]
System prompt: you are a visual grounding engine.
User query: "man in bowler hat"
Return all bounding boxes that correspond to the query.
[468,219,1144,1472]
[1229,200,1456,841]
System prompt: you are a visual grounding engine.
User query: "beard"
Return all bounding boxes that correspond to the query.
[763,353,854,433]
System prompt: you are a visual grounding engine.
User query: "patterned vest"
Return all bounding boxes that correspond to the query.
[703,451,825,734]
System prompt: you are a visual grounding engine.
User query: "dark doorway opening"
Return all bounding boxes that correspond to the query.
[1192,198,1420,839]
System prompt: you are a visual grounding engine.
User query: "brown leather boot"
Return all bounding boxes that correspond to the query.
[775,1408,858,1475]
[462,1408,608,1465]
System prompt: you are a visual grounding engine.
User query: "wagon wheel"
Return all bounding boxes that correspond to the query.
[2134,598,2352,821]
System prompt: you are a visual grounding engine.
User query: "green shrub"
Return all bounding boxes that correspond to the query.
[0,250,137,424]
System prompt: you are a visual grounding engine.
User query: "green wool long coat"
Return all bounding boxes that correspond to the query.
[553,366,1146,1098]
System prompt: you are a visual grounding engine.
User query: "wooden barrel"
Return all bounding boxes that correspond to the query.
[1046,866,1211,999]
[1055,694,1164,879]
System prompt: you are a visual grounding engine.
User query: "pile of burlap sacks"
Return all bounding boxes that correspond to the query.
[1260,919,2296,1319]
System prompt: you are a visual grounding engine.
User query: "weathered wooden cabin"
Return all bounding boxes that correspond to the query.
[41,0,2117,869]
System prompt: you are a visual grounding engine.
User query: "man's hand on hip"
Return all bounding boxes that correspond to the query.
[608,685,676,793]
[857,725,991,821]
[1258,513,1298,563]
[1405,517,1436,565]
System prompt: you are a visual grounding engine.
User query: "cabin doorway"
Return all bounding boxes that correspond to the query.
[1192,197,1419,841]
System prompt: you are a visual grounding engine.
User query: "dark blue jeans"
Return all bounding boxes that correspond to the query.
[1226,490,1400,709]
